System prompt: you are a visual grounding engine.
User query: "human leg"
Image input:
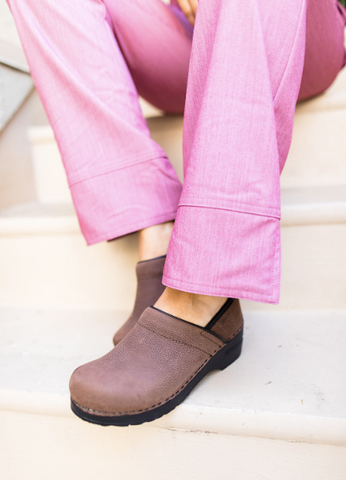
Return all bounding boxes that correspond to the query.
[299,0,346,100]
[160,0,307,307]
[156,0,345,325]
[69,0,308,425]
[6,0,191,244]
[69,0,346,426]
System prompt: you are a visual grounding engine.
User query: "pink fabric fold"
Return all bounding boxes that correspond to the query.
[7,0,345,303]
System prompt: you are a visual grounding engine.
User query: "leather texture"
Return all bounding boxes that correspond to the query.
[113,255,166,345]
[210,299,243,341]
[70,299,243,417]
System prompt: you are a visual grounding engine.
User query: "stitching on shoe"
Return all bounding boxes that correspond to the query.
[71,348,222,417]
[72,330,246,417]
[137,323,218,356]
[225,325,243,342]
[72,329,244,417]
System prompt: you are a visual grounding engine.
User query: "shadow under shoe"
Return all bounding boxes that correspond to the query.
[113,255,166,345]
[70,298,244,427]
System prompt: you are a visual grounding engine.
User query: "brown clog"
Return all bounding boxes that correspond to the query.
[70,298,244,427]
[113,255,166,345]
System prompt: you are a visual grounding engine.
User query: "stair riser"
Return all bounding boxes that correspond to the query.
[243,222,346,311]
[31,140,72,203]
[0,222,345,310]
[282,108,346,188]
[0,232,138,310]
[1,411,345,480]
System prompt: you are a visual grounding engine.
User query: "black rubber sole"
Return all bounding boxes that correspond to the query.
[71,329,243,427]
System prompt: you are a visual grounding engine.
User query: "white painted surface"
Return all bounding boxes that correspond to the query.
[0,0,22,48]
[0,39,30,73]
[281,68,346,188]
[0,90,48,210]
[3,410,346,480]
[281,107,346,188]
[0,205,139,309]
[1,412,345,480]
[29,128,73,203]
[1,308,345,479]
[0,64,33,130]
[1,308,345,444]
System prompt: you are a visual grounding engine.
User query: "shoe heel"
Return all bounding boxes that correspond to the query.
[216,331,243,371]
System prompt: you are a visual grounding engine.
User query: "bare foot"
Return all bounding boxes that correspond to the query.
[155,287,227,328]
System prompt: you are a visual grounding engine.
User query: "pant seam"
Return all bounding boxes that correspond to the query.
[178,203,281,220]
[69,153,169,188]
[162,273,272,296]
[162,275,277,303]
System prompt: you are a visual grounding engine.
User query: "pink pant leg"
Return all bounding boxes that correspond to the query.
[299,0,346,100]
[164,0,307,304]
[6,0,191,244]
[164,0,346,304]
[106,0,192,112]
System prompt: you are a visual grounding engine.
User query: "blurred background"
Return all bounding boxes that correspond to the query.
[0,0,50,210]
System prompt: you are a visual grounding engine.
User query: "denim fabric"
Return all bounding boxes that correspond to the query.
[6,0,345,303]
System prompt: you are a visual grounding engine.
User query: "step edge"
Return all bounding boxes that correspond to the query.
[296,91,346,114]
[0,201,344,236]
[1,389,345,446]
[281,202,346,226]
[27,125,55,143]
[0,216,80,236]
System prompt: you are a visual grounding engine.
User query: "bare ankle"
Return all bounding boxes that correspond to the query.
[138,221,174,262]
[155,287,227,328]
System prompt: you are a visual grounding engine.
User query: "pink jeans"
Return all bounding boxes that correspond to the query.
[7,0,346,303]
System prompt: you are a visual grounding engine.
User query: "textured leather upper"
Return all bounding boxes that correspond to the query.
[70,299,243,416]
[210,299,243,342]
[113,256,166,345]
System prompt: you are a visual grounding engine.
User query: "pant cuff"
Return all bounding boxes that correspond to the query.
[70,157,182,245]
[163,205,281,304]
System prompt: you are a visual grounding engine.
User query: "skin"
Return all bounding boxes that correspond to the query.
[176,0,198,26]
[139,222,227,327]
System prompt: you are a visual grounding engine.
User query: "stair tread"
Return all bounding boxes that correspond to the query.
[1,307,345,444]
[280,185,346,204]
[0,201,75,218]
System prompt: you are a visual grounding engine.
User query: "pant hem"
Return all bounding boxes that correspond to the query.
[163,205,281,305]
[162,274,279,304]
[85,212,177,246]
[70,156,182,245]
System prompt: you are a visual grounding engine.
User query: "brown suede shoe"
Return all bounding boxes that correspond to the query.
[70,298,244,427]
[113,255,166,346]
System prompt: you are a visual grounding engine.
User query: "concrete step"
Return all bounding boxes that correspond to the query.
[0,185,345,311]
[1,307,345,480]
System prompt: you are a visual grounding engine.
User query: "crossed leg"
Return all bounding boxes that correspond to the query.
[6,0,191,244]
[6,0,345,308]
[6,0,346,426]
